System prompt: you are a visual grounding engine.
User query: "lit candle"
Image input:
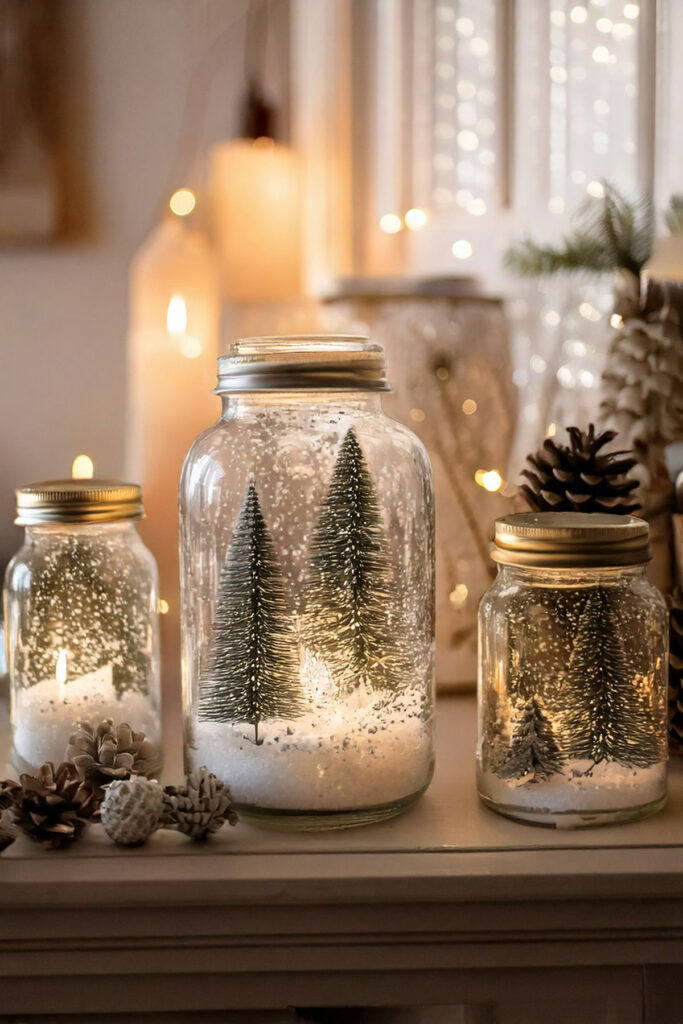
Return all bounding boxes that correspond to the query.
[127,216,220,694]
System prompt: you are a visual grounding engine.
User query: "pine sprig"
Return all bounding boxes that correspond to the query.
[504,183,655,280]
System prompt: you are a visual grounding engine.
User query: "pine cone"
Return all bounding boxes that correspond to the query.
[66,719,161,799]
[668,587,683,755]
[0,808,17,852]
[519,424,641,514]
[100,776,163,846]
[1,762,97,849]
[163,768,238,841]
[600,311,683,451]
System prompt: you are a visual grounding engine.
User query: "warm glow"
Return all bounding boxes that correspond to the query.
[476,469,503,492]
[449,583,469,609]
[158,599,169,615]
[180,336,202,359]
[169,189,196,217]
[610,313,624,328]
[379,213,403,234]
[570,6,588,23]
[404,208,428,230]
[166,294,187,335]
[409,408,426,423]
[462,398,478,415]
[452,239,473,259]
[71,454,94,479]
[587,180,605,198]
[547,422,557,437]
[623,3,639,18]
[56,648,68,700]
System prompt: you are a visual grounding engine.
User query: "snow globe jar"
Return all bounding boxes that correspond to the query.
[478,512,668,828]
[180,335,435,830]
[4,480,162,774]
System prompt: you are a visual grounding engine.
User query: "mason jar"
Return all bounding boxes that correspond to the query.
[180,335,435,830]
[4,480,162,774]
[478,512,668,828]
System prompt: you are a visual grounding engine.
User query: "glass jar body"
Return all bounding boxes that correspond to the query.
[180,392,435,830]
[4,522,162,774]
[477,563,668,828]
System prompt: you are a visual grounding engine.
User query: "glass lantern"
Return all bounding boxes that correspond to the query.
[4,480,162,774]
[478,513,668,828]
[180,335,435,830]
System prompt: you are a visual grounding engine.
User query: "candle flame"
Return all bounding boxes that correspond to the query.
[166,294,187,335]
[72,454,94,479]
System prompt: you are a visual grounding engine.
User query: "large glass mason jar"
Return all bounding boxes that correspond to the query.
[180,336,435,829]
[478,513,668,828]
[4,480,162,774]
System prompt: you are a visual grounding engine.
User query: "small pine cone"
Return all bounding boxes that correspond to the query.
[2,762,97,850]
[100,776,163,846]
[519,423,641,514]
[66,719,161,799]
[163,768,238,841]
[0,808,17,853]
[668,587,683,755]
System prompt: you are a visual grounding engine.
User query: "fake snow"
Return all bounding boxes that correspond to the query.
[11,666,160,772]
[189,689,433,811]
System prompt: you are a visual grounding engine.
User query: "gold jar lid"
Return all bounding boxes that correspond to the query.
[216,335,390,393]
[492,512,650,568]
[15,480,144,526]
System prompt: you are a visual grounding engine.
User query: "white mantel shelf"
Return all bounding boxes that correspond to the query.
[2,695,683,1024]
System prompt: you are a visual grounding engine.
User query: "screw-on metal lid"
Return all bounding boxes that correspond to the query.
[216,335,390,393]
[16,480,144,526]
[492,512,651,568]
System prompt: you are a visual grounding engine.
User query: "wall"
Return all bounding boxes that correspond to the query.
[0,0,289,569]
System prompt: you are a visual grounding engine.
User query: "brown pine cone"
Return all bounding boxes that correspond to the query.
[519,423,641,514]
[669,587,683,755]
[163,768,238,841]
[2,762,98,849]
[66,719,161,799]
[0,808,16,853]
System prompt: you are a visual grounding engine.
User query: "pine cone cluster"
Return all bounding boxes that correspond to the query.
[1,763,97,849]
[163,767,238,841]
[601,311,683,451]
[669,587,683,755]
[66,719,160,799]
[519,424,641,514]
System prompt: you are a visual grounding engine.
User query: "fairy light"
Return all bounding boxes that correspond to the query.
[547,422,557,437]
[462,398,477,415]
[379,213,402,234]
[404,208,428,230]
[469,37,489,57]
[169,188,196,217]
[449,584,469,609]
[543,309,561,326]
[482,470,503,492]
[570,5,588,23]
[457,129,479,152]
[455,16,474,35]
[610,313,624,328]
[587,180,605,198]
[579,302,602,321]
[623,3,639,18]
[158,599,169,615]
[409,408,426,423]
[467,198,487,216]
[596,17,613,32]
[530,354,547,374]
[71,454,94,479]
[452,239,473,259]
[592,46,609,63]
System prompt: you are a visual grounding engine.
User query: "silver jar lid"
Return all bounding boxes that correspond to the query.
[215,335,391,393]
[492,512,651,568]
[16,480,144,525]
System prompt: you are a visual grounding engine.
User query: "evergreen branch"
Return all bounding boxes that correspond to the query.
[503,233,610,278]
[664,194,683,237]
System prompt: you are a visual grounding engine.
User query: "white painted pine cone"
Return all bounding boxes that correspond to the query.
[101,776,163,846]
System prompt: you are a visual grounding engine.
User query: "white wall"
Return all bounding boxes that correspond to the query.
[0,0,285,568]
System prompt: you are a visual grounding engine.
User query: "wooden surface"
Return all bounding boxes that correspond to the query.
[1,695,683,1022]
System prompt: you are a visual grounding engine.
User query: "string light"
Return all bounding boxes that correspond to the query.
[547,422,557,437]
[452,239,473,259]
[570,6,588,23]
[158,599,170,615]
[579,302,601,321]
[530,354,547,373]
[457,129,479,151]
[449,584,469,609]
[587,180,605,198]
[71,455,94,479]
[467,198,487,216]
[592,46,610,63]
[404,208,428,230]
[379,213,402,234]
[543,309,561,326]
[596,17,613,32]
[462,398,477,415]
[610,313,624,328]
[409,408,426,423]
[169,189,196,217]
[623,3,639,18]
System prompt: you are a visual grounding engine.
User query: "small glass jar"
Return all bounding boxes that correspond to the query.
[478,512,668,828]
[180,335,435,830]
[4,480,162,774]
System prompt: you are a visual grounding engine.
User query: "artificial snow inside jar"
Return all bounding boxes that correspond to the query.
[180,335,435,829]
[478,512,668,828]
[4,480,162,774]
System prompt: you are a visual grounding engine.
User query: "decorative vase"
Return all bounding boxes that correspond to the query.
[179,335,435,830]
[478,512,668,828]
[4,480,162,774]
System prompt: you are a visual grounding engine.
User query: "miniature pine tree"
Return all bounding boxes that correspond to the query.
[301,428,408,695]
[561,589,662,768]
[498,696,565,782]
[198,482,304,743]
